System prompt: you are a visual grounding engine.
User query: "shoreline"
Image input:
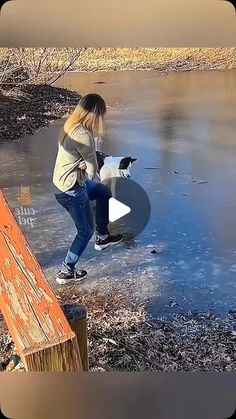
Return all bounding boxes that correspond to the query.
[0,277,235,372]
[54,67,235,74]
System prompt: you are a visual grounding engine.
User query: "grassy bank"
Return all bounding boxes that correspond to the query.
[0,48,235,73]
[61,47,236,72]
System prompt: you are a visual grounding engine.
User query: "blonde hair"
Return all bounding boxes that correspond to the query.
[60,94,106,144]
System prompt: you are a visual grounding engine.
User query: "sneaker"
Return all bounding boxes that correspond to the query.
[56,269,87,285]
[94,234,123,251]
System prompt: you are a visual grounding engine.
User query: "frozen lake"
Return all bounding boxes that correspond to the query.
[1,70,236,317]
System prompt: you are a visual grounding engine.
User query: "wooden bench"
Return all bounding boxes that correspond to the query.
[0,190,84,371]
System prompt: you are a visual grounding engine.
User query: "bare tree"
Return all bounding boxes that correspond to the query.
[0,48,86,89]
[47,48,86,85]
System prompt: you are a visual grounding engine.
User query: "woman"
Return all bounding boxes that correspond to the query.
[53,93,123,285]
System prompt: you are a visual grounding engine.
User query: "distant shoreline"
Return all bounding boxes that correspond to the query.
[1,67,236,144]
[1,47,235,72]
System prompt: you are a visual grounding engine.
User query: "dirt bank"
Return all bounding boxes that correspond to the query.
[0,278,235,372]
[0,84,81,143]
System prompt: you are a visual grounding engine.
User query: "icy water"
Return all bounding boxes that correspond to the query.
[1,70,236,318]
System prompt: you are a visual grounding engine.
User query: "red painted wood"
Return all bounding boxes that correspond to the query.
[0,190,75,357]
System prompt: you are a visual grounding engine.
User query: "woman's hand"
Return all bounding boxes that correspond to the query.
[78,160,87,170]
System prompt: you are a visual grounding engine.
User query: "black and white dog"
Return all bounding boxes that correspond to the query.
[96,151,137,182]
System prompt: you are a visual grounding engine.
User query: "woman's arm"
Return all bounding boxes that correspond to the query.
[73,128,98,179]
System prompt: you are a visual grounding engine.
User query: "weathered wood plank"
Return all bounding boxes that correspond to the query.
[63,304,89,371]
[0,190,82,371]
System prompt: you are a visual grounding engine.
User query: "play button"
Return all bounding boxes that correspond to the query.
[102,177,151,239]
[109,198,131,222]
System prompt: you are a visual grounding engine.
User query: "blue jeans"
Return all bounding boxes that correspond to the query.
[55,180,111,272]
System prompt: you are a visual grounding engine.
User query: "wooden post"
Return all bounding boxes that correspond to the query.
[63,304,89,371]
[0,190,83,372]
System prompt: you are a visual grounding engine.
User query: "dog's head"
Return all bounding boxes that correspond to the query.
[96,151,137,181]
[117,156,137,178]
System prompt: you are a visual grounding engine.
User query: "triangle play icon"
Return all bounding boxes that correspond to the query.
[109,198,131,222]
